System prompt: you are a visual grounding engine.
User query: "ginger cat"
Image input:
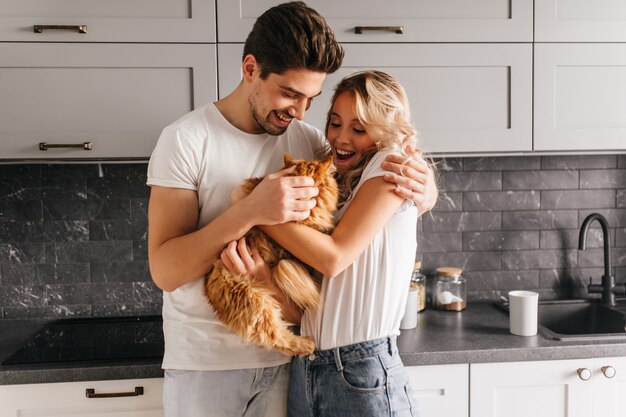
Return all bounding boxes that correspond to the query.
[205,153,338,356]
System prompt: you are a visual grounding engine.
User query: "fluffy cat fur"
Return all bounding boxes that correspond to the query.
[205,153,338,356]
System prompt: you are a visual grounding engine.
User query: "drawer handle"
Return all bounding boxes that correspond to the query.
[354,25,403,34]
[602,366,617,378]
[577,368,592,381]
[39,142,93,151]
[33,25,88,34]
[86,386,144,398]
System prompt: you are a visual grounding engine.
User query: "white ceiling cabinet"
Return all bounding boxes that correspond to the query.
[534,44,626,152]
[216,0,533,43]
[218,42,532,154]
[535,0,626,42]
[0,0,215,42]
[0,0,217,160]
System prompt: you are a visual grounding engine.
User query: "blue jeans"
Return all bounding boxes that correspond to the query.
[164,363,290,417]
[288,336,420,417]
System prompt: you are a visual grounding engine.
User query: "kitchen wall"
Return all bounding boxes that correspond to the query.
[0,155,625,319]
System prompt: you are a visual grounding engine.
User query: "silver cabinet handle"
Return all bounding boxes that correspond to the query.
[601,366,616,378]
[354,26,403,34]
[86,386,144,398]
[577,368,592,381]
[39,142,93,151]
[33,25,88,34]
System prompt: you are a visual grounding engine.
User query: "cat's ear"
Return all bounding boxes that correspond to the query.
[284,153,294,167]
[321,155,334,171]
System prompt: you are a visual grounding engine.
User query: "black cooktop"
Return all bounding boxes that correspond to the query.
[2,315,164,365]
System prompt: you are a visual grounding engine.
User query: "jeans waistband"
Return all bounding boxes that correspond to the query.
[305,336,398,368]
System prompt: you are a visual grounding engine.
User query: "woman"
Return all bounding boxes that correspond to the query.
[223,71,425,416]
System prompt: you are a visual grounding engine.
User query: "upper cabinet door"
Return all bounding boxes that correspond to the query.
[535,0,626,42]
[0,43,217,160]
[216,0,533,43]
[534,44,626,152]
[0,0,215,42]
[219,42,533,154]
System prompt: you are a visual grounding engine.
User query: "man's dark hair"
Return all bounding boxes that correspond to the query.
[243,1,344,79]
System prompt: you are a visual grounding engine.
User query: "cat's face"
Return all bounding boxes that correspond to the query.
[283,154,335,183]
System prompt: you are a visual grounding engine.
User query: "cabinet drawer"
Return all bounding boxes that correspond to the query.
[0,0,215,42]
[219,43,532,154]
[534,44,626,152]
[0,378,163,416]
[406,364,468,417]
[536,0,626,42]
[217,0,532,43]
[0,43,217,160]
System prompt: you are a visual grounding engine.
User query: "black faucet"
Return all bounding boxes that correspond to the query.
[579,213,624,306]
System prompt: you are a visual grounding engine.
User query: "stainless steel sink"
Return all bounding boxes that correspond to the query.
[497,299,626,341]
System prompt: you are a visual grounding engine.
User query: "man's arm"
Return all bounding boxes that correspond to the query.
[381,145,438,215]
[147,168,318,292]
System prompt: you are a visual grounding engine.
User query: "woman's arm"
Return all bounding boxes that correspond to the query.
[259,176,405,277]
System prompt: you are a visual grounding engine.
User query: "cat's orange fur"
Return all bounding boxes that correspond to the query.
[205,153,338,356]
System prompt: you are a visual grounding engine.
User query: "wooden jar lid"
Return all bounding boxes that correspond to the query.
[435,267,463,277]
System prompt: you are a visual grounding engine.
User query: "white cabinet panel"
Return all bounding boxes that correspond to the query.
[0,378,163,416]
[0,43,217,160]
[534,44,626,152]
[536,0,626,42]
[406,364,468,417]
[471,359,593,417]
[0,0,215,42]
[219,43,532,154]
[593,357,626,417]
[216,0,533,43]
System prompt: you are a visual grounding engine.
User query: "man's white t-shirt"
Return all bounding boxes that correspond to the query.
[301,150,418,350]
[147,103,326,370]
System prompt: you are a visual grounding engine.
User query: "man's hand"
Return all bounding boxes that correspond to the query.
[381,145,438,214]
[236,166,319,225]
[220,238,271,285]
[219,237,301,324]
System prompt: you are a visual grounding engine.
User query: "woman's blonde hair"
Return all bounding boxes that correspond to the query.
[323,70,419,204]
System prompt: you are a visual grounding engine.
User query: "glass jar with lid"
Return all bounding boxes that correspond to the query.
[410,261,426,312]
[433,267,466,311]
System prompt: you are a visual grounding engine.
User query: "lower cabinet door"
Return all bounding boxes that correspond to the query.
[471,359,593,417]
[593,356,626,417]
[405,363,468,417]
[0,378,163,416]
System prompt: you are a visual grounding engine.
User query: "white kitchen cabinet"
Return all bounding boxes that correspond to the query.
[471,359,593,417]
[592,357,626,417]
[216,0,533,43]
[406,364,468,417]
[534,44,626,152]
[535,0,626,42]
[472,358,626,417]
[0,0,215,42]
[219,42,533,154]
[0,43,217,160]
[0,378,163,416]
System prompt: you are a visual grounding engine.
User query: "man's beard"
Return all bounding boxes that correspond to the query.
[249,97,288,136]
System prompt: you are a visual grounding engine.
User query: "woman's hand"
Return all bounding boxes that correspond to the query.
[220,238,271,285]
[381,144,438,214]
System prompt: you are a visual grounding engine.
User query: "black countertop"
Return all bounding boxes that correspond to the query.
[3,303,626,385]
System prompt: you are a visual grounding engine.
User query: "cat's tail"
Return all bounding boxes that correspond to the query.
[274,259,320,311]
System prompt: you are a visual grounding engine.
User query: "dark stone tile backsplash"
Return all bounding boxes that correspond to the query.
[0,155,625,319]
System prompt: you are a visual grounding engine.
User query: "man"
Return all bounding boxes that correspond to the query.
[147,2,437,416]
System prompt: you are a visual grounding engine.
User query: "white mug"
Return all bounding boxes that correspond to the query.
[400,287,419,330]
[508,290,539,336]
